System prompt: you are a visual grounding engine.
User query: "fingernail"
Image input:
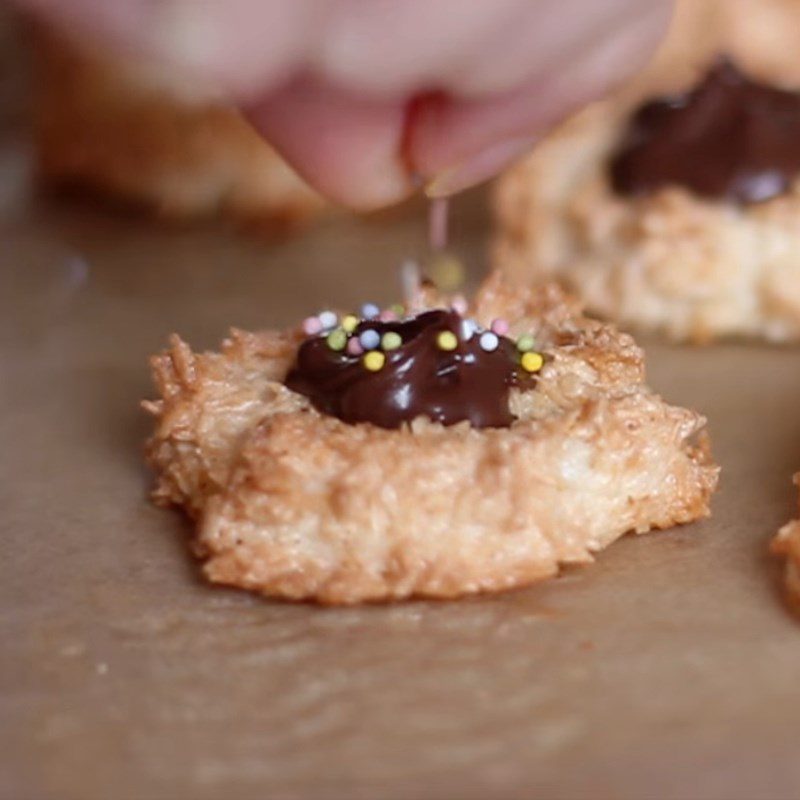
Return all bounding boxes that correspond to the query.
[425,136,537,198]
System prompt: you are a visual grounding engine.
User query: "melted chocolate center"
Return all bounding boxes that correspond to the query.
[285,310,534,429]
[610,59,800,204]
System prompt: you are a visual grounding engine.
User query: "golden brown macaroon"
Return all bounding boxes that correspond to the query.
[492,0,800,343]
[772,476,800,613]
[143,274,718,604]
[31,26,324,230]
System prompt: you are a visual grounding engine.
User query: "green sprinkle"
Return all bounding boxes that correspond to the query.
[390,303,405,316]
[327,329,348,351]
[516,334,535,352]
[382,331,402,351]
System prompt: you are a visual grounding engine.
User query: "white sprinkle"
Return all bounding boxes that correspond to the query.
[460,318,478,341]
[479,331,499,352]
[318,310,338,330]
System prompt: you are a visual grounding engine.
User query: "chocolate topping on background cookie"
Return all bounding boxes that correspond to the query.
[286,306,542,429]
[610,59,800,204]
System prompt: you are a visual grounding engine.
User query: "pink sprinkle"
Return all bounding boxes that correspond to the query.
[302,316,322,335]
[451,296,468,315]
[491,318,510,336]
[346,337,363,356]
[379,309,398,322]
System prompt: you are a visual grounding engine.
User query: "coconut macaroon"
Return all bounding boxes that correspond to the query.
[492,0,800,343]
[143,274,718,604]
[772,478,800,613]
[32,27,323,230]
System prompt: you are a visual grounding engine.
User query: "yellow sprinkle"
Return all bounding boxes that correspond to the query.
[521,351,544,373]
[436,330,458,351]
[429,253,465,292]
[363,351,386,371]
[342,314,358,333]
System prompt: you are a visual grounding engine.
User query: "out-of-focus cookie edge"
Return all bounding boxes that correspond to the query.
[772,475,800,614]
[30,25,325,232]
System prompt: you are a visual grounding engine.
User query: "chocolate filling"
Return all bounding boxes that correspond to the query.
[610,59,800,204]
[285,309,535,429]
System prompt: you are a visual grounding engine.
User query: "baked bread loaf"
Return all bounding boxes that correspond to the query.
[144,274,718,604]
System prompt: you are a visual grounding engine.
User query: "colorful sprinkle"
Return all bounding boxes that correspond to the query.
[360,303,380,319]
[363,351,386,371]
[437,330,458,351]
[491,318,510,336]
[379,309,398,322]
[479,331,499,352]
[382,331,402,351]
[451,295,468,315]
[390,303,405,317]
[460,318,478,341]
[346,337,364,356]
[521,351,544,373]
[516,334,535,352]
[341,314,358,333]
[429,253,465,291]
[302,316,322,336]
[326,329,347,351]
[318,310,338,330]
[359,329,380,350]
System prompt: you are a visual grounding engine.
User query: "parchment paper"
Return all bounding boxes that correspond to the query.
[2,22,800,800]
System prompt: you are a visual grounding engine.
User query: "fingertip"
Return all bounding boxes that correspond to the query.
[247,78,415,210]
[424,135,537,198]
[408,0,673,189]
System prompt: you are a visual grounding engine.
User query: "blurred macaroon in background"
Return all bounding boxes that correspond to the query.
[30,24,325,232]
[492,0,800,343]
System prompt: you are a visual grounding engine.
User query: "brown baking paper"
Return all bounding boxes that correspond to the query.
[3,0,800,788]
[4,183,800,800]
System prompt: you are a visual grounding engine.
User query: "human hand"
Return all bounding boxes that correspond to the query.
[18,0,672,208]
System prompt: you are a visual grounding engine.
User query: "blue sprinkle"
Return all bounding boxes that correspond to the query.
[359,329,380,350]
[360,302,380,319]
